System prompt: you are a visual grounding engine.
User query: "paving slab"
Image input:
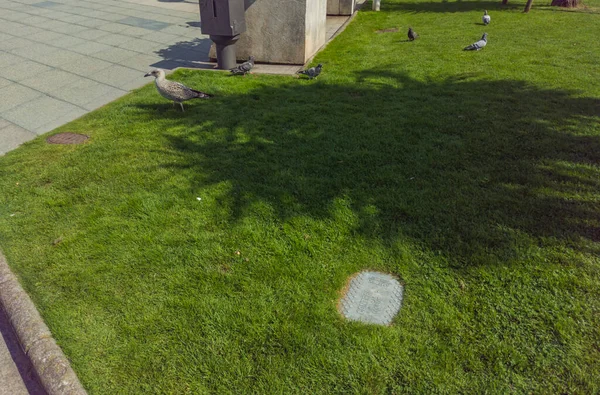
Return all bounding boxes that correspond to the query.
[54,77,127,109]
[19,69,87,95]
[0,121,37,155]
[0,84,43,114]
[2,95,86,132]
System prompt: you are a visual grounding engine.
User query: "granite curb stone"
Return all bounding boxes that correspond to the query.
[0,252,87,395]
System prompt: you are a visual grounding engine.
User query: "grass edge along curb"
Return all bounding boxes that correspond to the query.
[0,251,87,395]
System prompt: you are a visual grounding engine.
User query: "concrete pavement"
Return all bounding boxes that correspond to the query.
[0,0,210,155]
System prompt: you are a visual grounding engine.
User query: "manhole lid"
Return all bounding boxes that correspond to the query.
[46,133,89,144]
[376,28,399,34]
[338,271,403,325]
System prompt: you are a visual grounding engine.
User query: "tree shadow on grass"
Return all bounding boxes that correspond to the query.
[145,70,600,265]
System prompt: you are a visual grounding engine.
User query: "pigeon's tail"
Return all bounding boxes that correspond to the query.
[297,70,308,75]
[463,44,477,51]
[191,89,213,99]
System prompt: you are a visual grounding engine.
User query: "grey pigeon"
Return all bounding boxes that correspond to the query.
[482,10,491,25]
[297,63,322,79]
[144,69,212,111]
[464,33,488,51]
[230,56,255,76]
[408,27,418,41]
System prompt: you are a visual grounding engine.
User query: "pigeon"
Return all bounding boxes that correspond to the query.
[144,69,212,112]
[408,27,418,41]
[482,10,491,25]
[297,64,322,79]
[230,56,255,76]
[463,33,488,51]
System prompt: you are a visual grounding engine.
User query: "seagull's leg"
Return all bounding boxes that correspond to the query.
[179,102,185,112]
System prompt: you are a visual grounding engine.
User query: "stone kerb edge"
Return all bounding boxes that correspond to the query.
[0,251,87,395]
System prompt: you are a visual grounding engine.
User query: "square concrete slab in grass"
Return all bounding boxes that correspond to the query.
[0,121,37,155]
[1,61,53,82]
[2,96,85,132]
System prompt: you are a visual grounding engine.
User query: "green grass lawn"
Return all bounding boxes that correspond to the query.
[1,0,600,393]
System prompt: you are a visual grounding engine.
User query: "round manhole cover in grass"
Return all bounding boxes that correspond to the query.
[46,133,89,144]
[338,271,403,326]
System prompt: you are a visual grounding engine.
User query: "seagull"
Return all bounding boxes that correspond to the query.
[408,27,418,41]
[144,69,212,112]
[230,56,255,76]
[463,33,488,51]
[297,64,322,79]
[482,10,491,25]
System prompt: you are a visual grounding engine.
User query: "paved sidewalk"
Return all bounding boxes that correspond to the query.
[0,305,44,395]
[0,0,210,155]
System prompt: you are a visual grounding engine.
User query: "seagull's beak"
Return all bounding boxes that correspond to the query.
[144,72,152,77]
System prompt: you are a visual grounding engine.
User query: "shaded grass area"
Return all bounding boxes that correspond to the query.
[1,0,600,393]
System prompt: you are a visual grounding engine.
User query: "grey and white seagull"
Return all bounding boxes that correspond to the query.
[144,69,212,112]
[482,10,491,25]
[230,56,255,76]
[297,64,322,79]
[464,33,488,51]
